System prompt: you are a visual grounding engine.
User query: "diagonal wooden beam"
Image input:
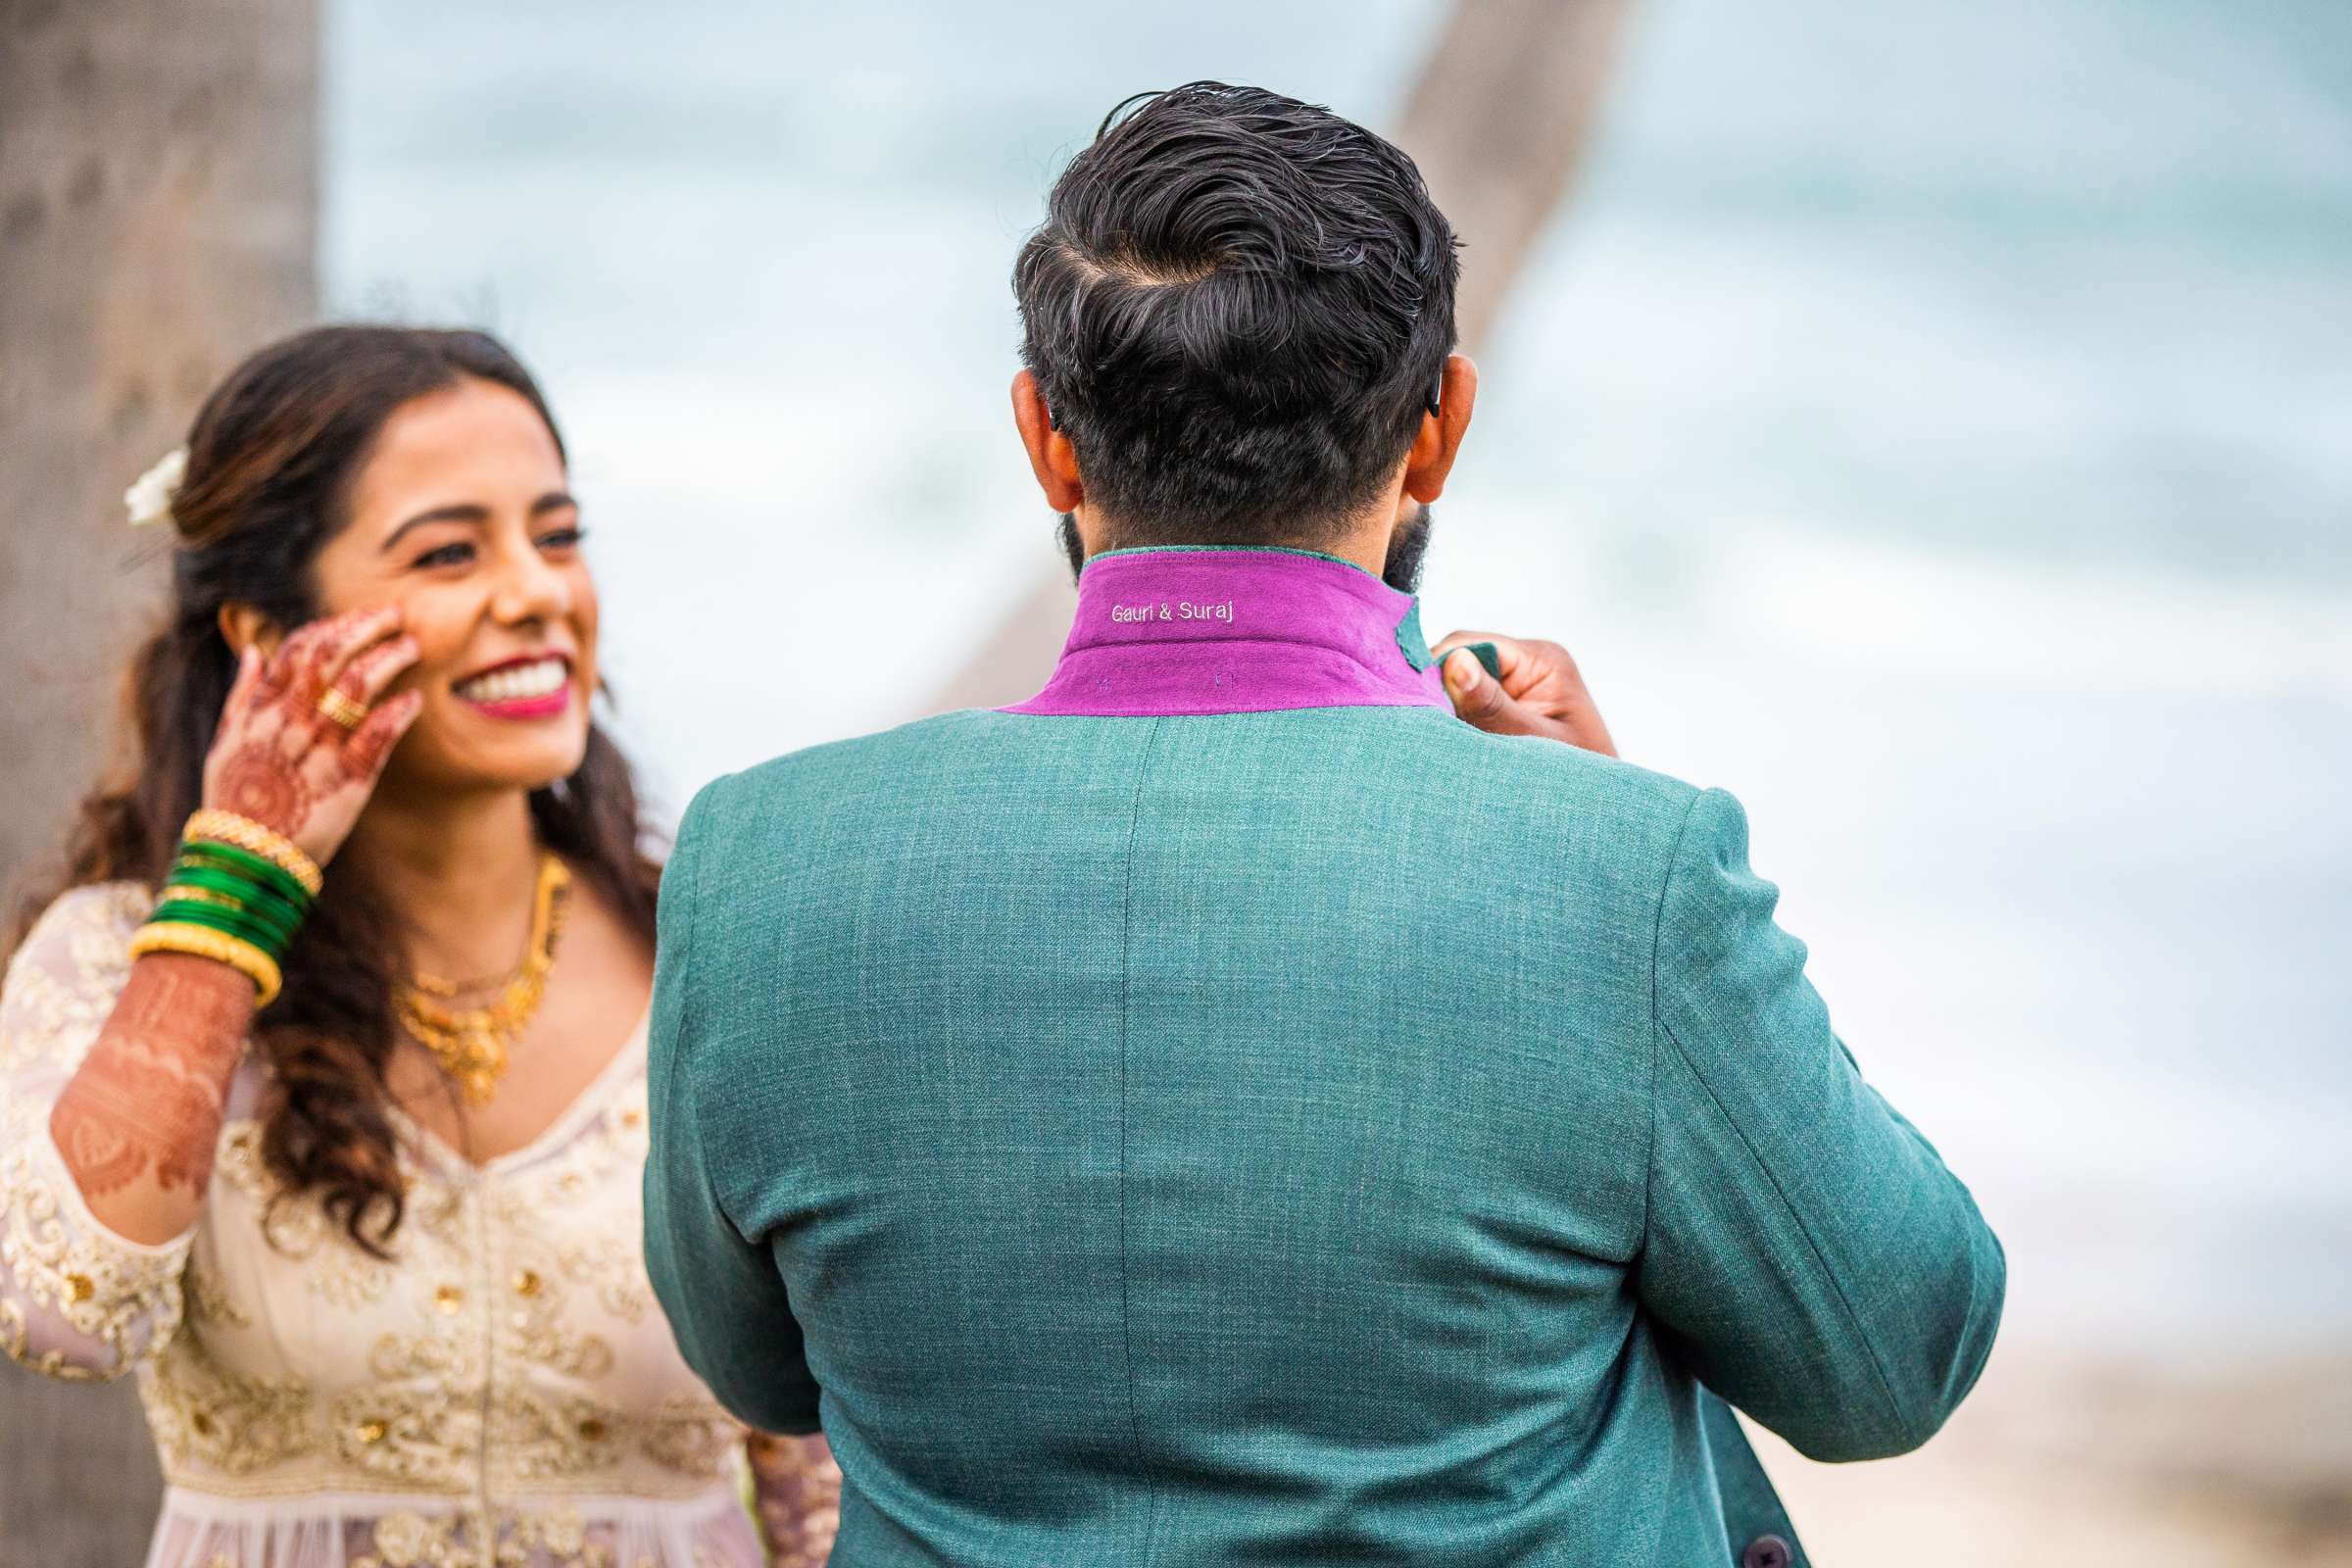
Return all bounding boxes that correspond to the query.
[1395,0,1638,353]
[926,0,1639,716]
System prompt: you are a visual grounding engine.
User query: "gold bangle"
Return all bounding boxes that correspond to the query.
[129,921,283,1007]
[182,808,324,898]
[317,685,370,732]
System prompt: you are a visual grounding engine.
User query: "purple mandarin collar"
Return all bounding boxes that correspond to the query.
[1004,546,1450,718]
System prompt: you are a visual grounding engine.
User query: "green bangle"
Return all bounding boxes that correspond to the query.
[148,900,288,960]
[180,839,314,912]
[150,895,281,944]
[148,903,285,961]
[164,862,307,934]
[159,880,301,947]
[177,840,314,914]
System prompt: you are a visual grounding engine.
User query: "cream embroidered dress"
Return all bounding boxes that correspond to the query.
[1,884,837,1568]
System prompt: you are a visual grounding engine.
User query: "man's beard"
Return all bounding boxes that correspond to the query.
[1383,504,1435,594]
[1054,503,1433,590]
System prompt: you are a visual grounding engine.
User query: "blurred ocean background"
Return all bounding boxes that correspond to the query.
[323,0,2351,1550]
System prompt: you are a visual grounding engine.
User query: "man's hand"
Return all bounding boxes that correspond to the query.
[1432,631,1618,758]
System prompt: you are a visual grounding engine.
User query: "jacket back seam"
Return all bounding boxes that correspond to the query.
[1115,717,1164,1566]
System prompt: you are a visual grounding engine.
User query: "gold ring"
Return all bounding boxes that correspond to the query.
[317,685,370,732]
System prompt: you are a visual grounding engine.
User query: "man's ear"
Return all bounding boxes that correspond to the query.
[1010,369,1085,514]
[217,603,284,661]
[1402,354,1478,505]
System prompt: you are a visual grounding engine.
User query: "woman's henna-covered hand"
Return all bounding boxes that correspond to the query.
[45,609,424,1241]
[747,1432,842,1567]
[202,604,424,866]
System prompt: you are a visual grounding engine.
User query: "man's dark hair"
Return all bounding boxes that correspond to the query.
[1015,82,1458,548]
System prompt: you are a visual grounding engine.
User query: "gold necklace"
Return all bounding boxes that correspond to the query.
[397,853,570,1105]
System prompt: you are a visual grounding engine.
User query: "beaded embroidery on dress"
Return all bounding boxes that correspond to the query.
[1,885,839,1568]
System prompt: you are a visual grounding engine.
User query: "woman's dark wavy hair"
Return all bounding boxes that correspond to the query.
[1013,81,1459,546]
[22,324,661,1256]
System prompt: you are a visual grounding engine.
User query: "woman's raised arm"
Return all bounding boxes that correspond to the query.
[1,606,420,1378]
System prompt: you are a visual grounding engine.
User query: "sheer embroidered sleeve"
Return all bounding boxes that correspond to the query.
[0,883,194,1381]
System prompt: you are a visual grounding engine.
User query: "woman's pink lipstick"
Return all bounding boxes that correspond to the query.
[464,688,571,721]
[453,655,574,721]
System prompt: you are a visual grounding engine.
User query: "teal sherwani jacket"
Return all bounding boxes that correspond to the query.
[646,546,2005,1567]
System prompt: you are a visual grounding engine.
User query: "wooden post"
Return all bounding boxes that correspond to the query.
[0,0,318,901]
[926,0,1637,714]
[0,2,317,1561]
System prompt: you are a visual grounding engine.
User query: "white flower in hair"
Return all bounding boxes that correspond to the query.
[124,447,188,528]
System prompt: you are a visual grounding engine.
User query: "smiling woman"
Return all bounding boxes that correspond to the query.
[288,371,600,798]
[0,326,838,1568]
